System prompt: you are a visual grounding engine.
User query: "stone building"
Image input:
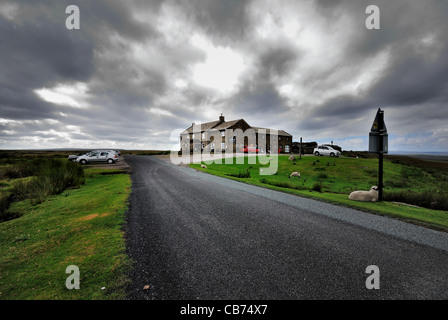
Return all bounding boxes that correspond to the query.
[180,114,293,154]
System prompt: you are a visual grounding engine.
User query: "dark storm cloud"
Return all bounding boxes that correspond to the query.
[0,0,168,149]
[369,45,448,108]
[178,0,253,44]
[310,95,371,120]
[230,84,288,118]
[0,5,94,120]
[295,0,448,141]
[1,0,448,151]
[259,44,299,78]
[0,0,162,118]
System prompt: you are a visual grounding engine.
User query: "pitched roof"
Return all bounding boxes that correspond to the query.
[212,119,242,130]
[182,119,244,134]
[181,117,292,137]
[252,126,292,137]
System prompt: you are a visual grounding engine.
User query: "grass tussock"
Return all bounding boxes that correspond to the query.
[13,159,85,204]
[0,160,40,179]
[1,159,85,222]
[0,172,132,299]
[227,169,251,178]
[384,190,448,211]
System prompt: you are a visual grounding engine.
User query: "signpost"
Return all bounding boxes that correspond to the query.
[369,108,388,201]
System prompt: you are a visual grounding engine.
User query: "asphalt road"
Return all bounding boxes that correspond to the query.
[125,155,448,300]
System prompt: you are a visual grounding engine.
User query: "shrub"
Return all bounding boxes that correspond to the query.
[0,191,13,221]
[238,169,251,178]
[364,168,378,177]
[1,164,32,179]
[10,159,85,206]
[384,190,448,211]
[400,166,422,180]
[311,183,322,192]
[386,179,408,188]
[260,179,307,191]
[0,190,22,222]
[227,169,251,178]
[317,172,328,179]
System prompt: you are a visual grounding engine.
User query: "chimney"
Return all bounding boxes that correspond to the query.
[219,113,225,122]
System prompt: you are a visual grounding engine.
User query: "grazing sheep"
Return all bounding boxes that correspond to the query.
[289,171,301,179]
[349,186,379,202]
[201,164,207,169]
[289,155,296,161]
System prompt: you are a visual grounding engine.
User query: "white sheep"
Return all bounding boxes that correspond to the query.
[289,172,301,179]
[348,186,379,202]
[289,155,296,161]
[201,164,207,169]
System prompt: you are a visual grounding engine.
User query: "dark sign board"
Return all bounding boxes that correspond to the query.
[369,108,388,154]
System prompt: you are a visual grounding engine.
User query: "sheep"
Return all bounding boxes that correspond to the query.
[289,171,301,179]
[201,164,207,169]
[348,186,378,202]
[289,155,296,161]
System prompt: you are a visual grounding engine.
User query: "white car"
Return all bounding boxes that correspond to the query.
[313,145,341,157]
[76,151,119,165]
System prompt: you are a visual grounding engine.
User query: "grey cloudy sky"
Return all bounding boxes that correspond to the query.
[1,0,447,152]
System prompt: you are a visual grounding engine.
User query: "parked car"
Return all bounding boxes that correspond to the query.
[76,151,119,165]
[313,145,341,157]
[68,152,86,162]
[240,146,260,153]
[90,149,120,155]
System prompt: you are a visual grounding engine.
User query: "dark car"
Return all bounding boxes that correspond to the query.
[68,152,85,162]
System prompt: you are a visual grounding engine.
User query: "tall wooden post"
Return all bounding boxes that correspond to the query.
[378,110,384,201]
[369,108,388,202]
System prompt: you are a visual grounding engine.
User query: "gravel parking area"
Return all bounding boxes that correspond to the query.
[80,158,132,173]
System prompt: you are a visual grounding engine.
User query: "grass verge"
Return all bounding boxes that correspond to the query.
[189,155,448,232]
[0,170,131,299]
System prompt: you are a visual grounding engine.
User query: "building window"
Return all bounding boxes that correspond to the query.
[221,143,225,149]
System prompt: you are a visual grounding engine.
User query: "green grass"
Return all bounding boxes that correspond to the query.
[1,159,86,221]
[190,155,448,231]
[0,170,131,300]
